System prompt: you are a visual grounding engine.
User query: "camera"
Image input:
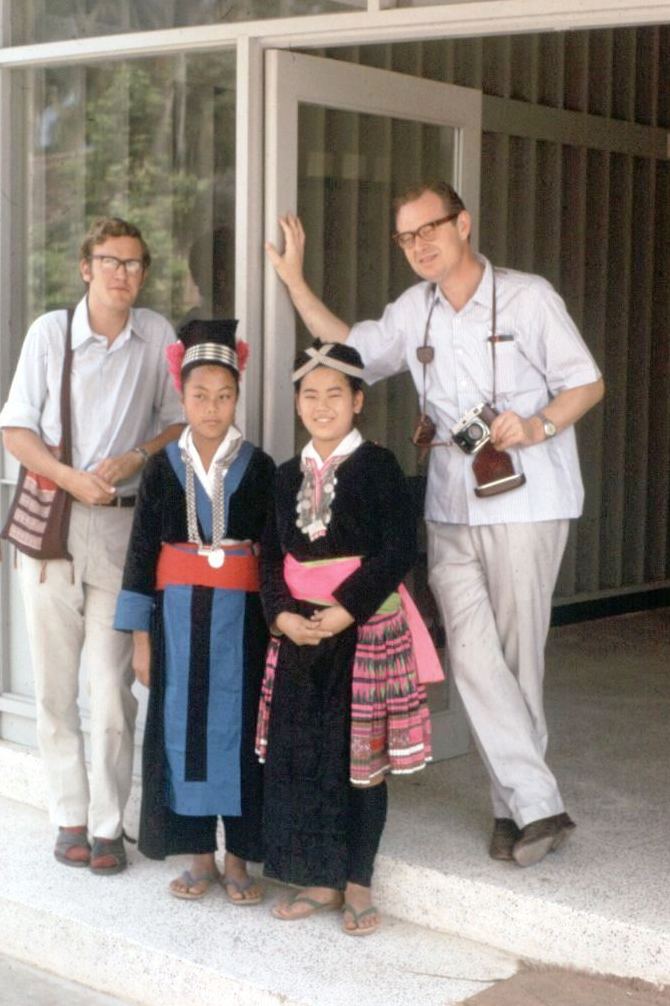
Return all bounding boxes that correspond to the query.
[451,402,498,455]
[451,401,526,497]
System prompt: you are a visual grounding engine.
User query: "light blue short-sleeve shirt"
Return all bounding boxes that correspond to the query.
[348,257,602,526]
[0,296,184,494]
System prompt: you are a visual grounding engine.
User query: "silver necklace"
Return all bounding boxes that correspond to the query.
[296,455,346,541]
[181,438,241,567]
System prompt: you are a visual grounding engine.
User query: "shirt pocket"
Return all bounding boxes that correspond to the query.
[490,337,518,398]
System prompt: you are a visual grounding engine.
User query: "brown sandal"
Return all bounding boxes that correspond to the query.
[90,834,128,875]
[54,827,91,868]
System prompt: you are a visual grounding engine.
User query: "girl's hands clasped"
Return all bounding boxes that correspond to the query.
[274,611,333,647]
[274,604,354,646]
[309,605,355,635]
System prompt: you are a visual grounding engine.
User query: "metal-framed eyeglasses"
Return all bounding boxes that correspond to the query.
[89,254,145,276]
[392,211,461,249]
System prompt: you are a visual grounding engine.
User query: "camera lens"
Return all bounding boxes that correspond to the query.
[466,422,485,443]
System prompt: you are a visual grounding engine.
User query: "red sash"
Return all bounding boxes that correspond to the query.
[156,542,260,592]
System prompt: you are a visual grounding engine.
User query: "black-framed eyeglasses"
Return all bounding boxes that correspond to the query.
[392,211,460,249]
[89,254,144,276]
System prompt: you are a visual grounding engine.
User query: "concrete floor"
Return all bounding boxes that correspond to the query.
[375,607,670,981]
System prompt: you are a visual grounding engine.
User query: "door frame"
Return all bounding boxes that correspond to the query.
[263,47,482,462]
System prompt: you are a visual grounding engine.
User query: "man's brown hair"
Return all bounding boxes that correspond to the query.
[79,216,151,270]
[393,180,466,219]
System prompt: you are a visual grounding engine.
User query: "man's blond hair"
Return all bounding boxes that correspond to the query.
[393,181,466,220]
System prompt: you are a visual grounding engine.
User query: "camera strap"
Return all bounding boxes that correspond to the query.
[416,283,438,417]
[490,269,498,404]
[415,265,499,418]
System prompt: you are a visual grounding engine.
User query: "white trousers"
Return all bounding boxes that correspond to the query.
[18,502,137,838]
[427,519,569,828]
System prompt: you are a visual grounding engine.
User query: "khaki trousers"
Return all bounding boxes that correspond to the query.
[427,519,569,828]
[18,502,137,838]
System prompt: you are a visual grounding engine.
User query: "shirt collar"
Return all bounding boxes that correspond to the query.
[301,428,363,470]
[70,295,146,350]
[433,254,492,314]
[471,255,494,309]
[179,423,242,468]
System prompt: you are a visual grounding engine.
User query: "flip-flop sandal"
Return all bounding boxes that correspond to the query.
[272,893,342,921]
[342,902,380,937]
[220,874,264,906]
[169,869,219,901]
[54,827,91,868]
[90,834,128,876]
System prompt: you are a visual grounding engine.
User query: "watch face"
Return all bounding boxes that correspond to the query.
[544,419,557,438]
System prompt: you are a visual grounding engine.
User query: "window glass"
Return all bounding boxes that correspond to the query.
[10,0,360,45]
[1,49,236,729]
[10,51,236,366]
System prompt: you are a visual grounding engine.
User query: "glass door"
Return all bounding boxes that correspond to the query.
[263,49,482,759]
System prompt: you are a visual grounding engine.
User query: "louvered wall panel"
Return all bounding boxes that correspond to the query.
[646,160,670,582]
[599,153,633,588]
[576,148,608,595]
[622,157,655,586]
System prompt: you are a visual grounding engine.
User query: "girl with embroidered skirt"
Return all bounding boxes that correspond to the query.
[256,339,443,935]
[115,320,274,904]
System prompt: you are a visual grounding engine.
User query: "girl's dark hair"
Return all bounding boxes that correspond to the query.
[293,339,364,393]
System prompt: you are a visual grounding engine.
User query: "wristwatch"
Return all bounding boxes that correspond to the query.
[133,445,150,464]
[538,413,557,439]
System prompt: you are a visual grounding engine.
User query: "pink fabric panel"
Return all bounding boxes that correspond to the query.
[283,553,444,685]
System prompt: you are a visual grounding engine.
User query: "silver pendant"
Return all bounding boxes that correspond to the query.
[207,548,225,569]
[306,518,327,540]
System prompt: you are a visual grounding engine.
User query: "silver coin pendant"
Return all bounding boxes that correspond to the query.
[208,548,225,569]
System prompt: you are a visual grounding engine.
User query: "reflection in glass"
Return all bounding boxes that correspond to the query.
[10,0,359,45]
[296,103,456,476]
[14,52,235,363]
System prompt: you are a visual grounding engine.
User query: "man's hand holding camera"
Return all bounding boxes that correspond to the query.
[490,411,546,452]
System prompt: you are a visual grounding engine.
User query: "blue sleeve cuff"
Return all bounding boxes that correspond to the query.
[114,590,154,632]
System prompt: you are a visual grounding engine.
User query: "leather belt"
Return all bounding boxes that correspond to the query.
[98,495,137,508]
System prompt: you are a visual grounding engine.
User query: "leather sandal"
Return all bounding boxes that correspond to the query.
[90,834,128,875]
[54,827,91,868]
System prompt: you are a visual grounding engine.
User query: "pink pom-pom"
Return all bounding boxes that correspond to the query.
[166,340,186,393]
[236,340,250,374]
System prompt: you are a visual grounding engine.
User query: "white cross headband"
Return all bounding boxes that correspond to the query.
[292,343,364,383]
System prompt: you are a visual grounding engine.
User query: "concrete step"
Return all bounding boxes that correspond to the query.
[4,676,670,992]
[0,952,136,1006]
[0,794,518,1006]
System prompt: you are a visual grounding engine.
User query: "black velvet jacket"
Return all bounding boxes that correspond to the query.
[261,442,417,626]
[121,445,276,598]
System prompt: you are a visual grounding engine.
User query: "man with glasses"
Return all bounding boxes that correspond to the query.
[266,181,603,867]
[1,217,183,874]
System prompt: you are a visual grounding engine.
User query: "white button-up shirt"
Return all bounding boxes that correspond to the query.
[0,296,184,493]
[301,428,364,471]
[348,258,601,526]
[179,423,243,499]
